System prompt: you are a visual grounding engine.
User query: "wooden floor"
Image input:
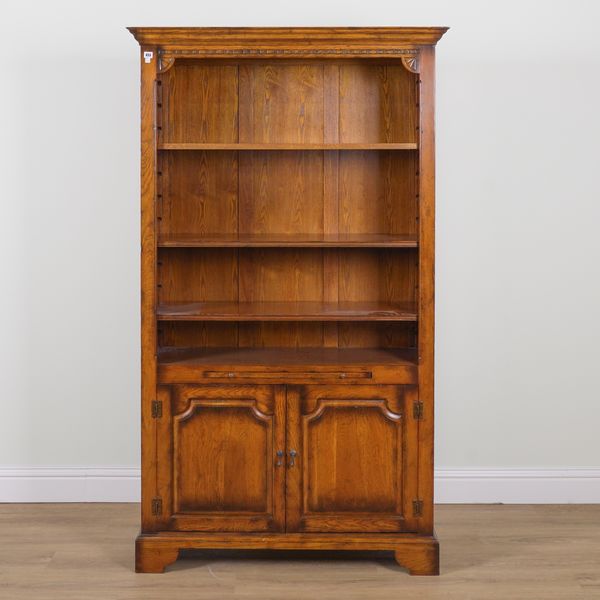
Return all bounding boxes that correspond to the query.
[0,504,598,599]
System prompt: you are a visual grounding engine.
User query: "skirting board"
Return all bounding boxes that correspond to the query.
[0,467,599,503]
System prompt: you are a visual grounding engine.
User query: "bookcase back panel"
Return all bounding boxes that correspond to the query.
[338,249,417,304]
[159,248,239,303]
[159,60,418,145]
[161,63,239,144]
[159,321,415,350]
[339,151,418,235]
[160,322,325,349]
[160,151,238,235]
[159,248,415,304]
[239,151,324,234]
[339,64,418,143]
[239,249,324,302]
[238,323,326,347]
[160,150,325,236]
[337,323,415,348]
[158,149,416,237]
[239,63,325,143]
[160,322,239,348]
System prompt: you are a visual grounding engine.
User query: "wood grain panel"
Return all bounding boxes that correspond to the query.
[160,151,238,235]
[161,64,238,143]
[160,322,323,351]
[417,46,436,536]
[338,249,417,304]
[239,249,324,302]
[239,63,324,143]
[165,384,285,532]
[337,323,416,348]
[159,320,414,350]
[155,386,174,531]
[322,65,340,347]
[304,402,401,512]
[159,322,238,348]
[287,385,418,533]
[238,322,324,348]
[339,151,418,235]
[139,45,158,532]
[339,64,417,143]
[239,151,324,235]
[159,248,238,303]
[175,404,271,512]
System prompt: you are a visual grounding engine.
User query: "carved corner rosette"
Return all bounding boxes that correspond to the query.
[157,54,176,74]
[401,55,420,74]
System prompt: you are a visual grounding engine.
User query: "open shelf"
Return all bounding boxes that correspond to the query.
[158,346,417,367]
[158,143,418,151]
[158,233,418,248]
[157,301,417,322]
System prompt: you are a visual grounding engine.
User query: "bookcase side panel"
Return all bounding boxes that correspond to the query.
[140,45,159,532]
[417,46,436,535]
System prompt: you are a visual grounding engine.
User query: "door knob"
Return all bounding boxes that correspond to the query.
[275,450,284,467]
[288,449,298,467]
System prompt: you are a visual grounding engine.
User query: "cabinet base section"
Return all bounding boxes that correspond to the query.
[135,531,439,575]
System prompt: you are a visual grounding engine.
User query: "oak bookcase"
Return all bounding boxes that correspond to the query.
[129,27,447,575]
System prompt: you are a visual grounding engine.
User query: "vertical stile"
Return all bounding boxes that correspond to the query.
[417,47,436,536]
[140,45,159,531]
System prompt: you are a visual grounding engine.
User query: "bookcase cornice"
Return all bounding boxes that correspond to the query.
[128,26,449,52]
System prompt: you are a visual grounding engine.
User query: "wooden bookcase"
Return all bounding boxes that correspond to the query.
[129,27,447,575]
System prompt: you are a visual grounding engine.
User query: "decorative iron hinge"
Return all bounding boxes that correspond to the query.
[151,400,162,418]
[151,497,162,516]
[412,499,424,517]
[413,400,424,420]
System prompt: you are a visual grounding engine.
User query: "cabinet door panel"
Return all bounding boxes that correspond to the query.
[286,385,418,533]
[157,384,285,532]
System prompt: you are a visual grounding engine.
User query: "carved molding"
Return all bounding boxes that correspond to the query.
[401,55,420,74]
[158,48,419,58]
[304,398,402,424]
[175,398,271,424]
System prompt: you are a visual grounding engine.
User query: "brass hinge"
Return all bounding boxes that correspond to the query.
[151,400,162,418]
[412,499,424,517]
[413,400,424,420]
[151,497,162,516]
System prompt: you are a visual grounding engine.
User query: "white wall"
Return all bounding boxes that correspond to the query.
[2,0,599,501]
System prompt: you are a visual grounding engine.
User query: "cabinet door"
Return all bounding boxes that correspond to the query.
[156,384,286,532]
[286,385,418,533]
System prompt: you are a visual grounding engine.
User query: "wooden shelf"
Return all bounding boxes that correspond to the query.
[158,346,418,384]
[157,301,417,322]
[158,233,418,248]
[158,142,418,151]
[158,346,417,367]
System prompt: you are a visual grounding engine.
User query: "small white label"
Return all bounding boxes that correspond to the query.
[143,51,153,63]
